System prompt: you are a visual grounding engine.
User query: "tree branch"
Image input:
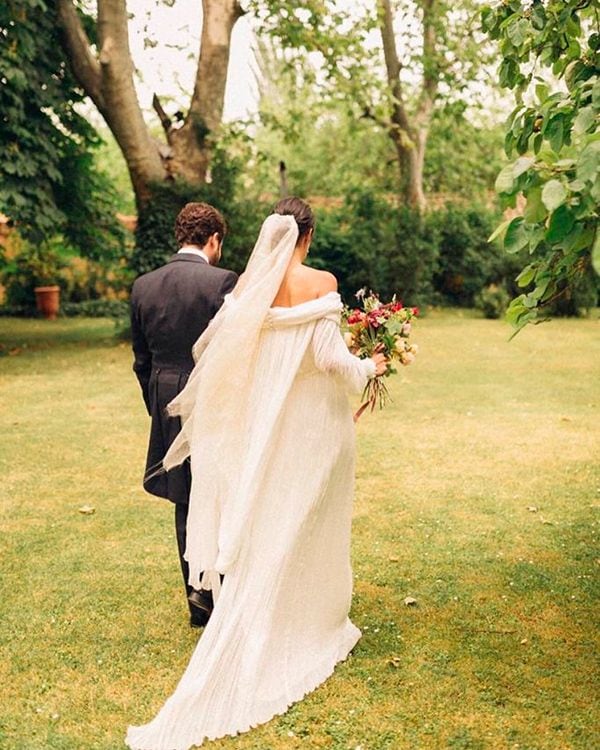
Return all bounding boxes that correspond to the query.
[361,106,392,132]
[95,0,166,202]
[377,0,413,139]
[56,0,105,110]
[152,94,173,144]
[416,0,439,123]
[186,0,242,132]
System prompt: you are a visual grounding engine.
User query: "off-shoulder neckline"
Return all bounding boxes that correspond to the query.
[269,290,340,311]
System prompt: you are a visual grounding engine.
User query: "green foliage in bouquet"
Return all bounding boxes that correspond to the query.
[482,0,600,333]
[342,292,419,415]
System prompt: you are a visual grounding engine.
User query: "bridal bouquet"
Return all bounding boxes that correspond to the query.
[342,289,419,417]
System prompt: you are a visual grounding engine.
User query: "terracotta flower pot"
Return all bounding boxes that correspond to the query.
[34,285,60,320]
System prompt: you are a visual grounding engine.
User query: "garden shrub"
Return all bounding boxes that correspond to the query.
[431,205,510,306]
[60,299,129,318]
[310,191,388,302]
[131,152,268,277]
[475,283,510,319]
[311,191,437,307]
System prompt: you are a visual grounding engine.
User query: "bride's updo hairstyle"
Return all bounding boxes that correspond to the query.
[273,197,315,241]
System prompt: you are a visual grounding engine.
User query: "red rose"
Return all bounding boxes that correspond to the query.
[411,306,419,316]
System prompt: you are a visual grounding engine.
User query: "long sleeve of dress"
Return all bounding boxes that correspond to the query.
[311,317,376,394]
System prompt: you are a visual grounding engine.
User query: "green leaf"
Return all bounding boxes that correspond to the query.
[592,228,600,276]
[524,186,547,223]
[495,163,516,194]
[577,141,600,182]
[546,205,575,244]
[535,82,549,104]
[541,179,567,211]
[513,156,534,177]
[592,79,600,108]
[507,18,528,47]
[499,57,519,89]
[546,116,564,153]
[591,175,600,203]
[516,264,536,288]
[504,217,529,254]
[531,4,546,31]
[573,107,596,136]
[487,218,511,243]
[531,276,551,300]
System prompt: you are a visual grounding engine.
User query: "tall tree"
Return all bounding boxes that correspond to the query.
[253,0,490,210]
[378,0,439,210]
[56,0,244,208]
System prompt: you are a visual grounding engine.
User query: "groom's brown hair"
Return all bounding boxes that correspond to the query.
[175,202,227,248]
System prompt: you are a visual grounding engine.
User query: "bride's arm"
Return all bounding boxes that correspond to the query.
[311,317,377,394]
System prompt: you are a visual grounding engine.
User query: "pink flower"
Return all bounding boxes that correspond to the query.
[347,309,364,325]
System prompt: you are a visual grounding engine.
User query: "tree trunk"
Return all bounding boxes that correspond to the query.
[97,0,167,205]
[378,0,438,212]
[169,0,243,184]
[57,0,242,206]
[393,133,427,212]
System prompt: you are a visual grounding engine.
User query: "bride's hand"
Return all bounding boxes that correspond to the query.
[371,351,388,376]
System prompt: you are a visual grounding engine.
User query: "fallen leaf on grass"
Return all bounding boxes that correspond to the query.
[527,506,538,512]
[388,555,399,562]
[388,656,402,668]
[78,505,96,515]
[404,596,418,607]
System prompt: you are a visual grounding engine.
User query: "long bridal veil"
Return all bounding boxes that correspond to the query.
[162,213,299,594]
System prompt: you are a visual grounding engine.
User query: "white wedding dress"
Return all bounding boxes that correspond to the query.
[126,291,375,750]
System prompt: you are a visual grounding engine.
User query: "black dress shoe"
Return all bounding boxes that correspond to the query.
[188,588,214,627]
[190,612,209,628]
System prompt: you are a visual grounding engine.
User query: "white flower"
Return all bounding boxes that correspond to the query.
[401,322,412,336]
[355,287,366,300]
[395,339,407,353]
[409,343,419,354]
[343,331,354,348]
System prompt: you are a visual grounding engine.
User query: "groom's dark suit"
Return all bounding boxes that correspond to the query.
[130,251,237,616]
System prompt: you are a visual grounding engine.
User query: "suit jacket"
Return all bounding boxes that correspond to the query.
[130,253,238,504]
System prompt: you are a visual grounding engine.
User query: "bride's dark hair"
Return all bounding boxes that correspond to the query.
[273,197,315,239]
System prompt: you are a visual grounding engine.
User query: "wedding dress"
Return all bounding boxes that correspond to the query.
[126,216,375,750]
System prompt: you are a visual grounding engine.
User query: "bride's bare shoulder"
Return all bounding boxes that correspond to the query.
[301,266,338,296]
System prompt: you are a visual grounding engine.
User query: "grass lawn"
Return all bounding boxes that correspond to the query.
[0,311,598,750]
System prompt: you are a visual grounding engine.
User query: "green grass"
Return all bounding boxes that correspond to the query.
[0,311,598,750]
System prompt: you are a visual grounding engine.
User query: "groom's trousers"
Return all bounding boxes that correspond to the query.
[142,367,197,618]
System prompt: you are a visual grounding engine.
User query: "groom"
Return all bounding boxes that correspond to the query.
[130,202,238,627]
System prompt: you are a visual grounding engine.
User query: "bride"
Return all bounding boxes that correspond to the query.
[126,197,387,750]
